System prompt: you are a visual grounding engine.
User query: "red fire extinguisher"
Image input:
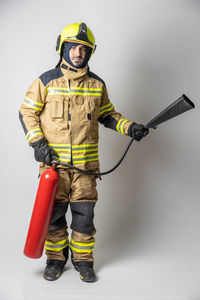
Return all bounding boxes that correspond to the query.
[24,166,59,259]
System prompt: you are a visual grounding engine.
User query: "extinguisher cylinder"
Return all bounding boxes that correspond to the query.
[24,166,59,259]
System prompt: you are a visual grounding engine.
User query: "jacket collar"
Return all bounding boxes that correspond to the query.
[60,58,88,80]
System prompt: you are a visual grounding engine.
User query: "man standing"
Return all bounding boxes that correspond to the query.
[19,22,148,282]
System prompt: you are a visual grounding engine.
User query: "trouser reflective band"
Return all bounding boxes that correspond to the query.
[70,238,95,253]
[44,238,69,252]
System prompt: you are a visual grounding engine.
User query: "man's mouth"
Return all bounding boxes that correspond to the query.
[73,56,82,61]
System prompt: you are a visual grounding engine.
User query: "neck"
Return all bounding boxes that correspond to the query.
[60,58,88,80]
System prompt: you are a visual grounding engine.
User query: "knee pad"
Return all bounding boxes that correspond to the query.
[49,202,69,231]
[70,202,95,234]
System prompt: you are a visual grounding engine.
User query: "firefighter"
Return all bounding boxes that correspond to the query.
[19,22,148,282]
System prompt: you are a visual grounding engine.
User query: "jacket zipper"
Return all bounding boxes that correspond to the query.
[68,79,73,165]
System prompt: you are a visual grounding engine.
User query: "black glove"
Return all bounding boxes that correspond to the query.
[30,137,58,165]
[128,122,149,141]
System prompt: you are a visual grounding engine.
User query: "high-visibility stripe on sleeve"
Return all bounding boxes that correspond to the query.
[99,101,114,116]
[26,128,43,143]
[69,238,95,253]
[44,238,69,252]
[24,97,44,111]
[116,118,129,135]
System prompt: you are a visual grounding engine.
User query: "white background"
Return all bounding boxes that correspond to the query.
[1,0,200,299]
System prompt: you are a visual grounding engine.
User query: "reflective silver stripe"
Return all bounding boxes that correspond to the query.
[26,128,43,142]
[49,145,98,151]
[57,156,99,164]
[50,144,99,163]
[24,98,43,111]
[117,118,129,134]
[58,155,71,159]
[70,243,94,250]
[117,119,124,133]
[45,240,69,249]
[72,145,98,151]
[58,157,71,163]
[47,87,102,96]
[70,238,95,250]
[100,102,114,115]
[48,89,69,94]
[73,155,98,162]
[58,154,99,161]
[71,88,102,92]
[70,89,102,96]
[53,149,98,155]
[26,130,41,140]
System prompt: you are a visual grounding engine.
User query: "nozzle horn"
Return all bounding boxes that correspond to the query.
[146,94,195,129]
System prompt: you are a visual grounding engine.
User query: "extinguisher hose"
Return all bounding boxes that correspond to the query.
[51,94,195,177]
[53,136,136,177]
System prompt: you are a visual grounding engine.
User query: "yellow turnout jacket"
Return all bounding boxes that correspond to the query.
[19,59,133,170]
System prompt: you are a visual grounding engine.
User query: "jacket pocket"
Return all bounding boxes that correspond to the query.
[87,98,100,142]
[88,98,101,119]
[50,99,64,119]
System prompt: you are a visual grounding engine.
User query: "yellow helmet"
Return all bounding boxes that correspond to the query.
[56,22,96,56]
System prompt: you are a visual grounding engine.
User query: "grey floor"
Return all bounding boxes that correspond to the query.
[2,245,200,300]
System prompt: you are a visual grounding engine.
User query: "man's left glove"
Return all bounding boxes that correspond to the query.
[128,122,149,141]
[30,137,58,165]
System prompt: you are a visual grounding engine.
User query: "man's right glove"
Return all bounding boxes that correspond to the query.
[30,137,58,165]
[128,122,149,141]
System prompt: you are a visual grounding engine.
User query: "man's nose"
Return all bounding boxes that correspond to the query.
[75,47,81,56]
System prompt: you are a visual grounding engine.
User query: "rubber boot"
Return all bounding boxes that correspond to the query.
[76,265,96,282]
[43,259,65,281]
[73,261,96,282]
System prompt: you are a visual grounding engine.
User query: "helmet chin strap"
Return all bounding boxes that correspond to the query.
[62,42,92,69]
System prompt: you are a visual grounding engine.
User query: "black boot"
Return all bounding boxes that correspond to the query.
[73,262,96,282]
[43,259,65,281]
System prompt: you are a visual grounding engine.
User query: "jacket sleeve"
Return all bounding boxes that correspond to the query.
[19,77,46,144]
[98,85,133,136]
